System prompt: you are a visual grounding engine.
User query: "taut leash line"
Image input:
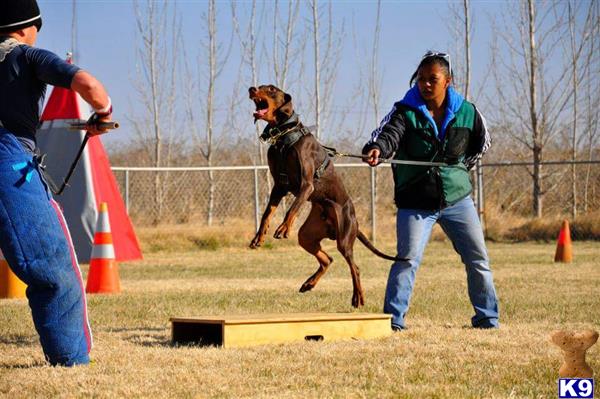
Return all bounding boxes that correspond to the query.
[322,146,448,167]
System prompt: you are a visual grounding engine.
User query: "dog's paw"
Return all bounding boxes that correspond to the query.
[352,291,365,308]
[249,234,264,249]
[299,280,315,293]
[273,224,290,239]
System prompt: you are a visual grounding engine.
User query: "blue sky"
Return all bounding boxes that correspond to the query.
[34,1,520,149]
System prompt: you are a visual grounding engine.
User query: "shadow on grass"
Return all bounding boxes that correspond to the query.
[125,334,172,348]
[99,326,166,334]
[114,327,173,348]
[0,361,47,369]
[0,336,46,370]
[0,334,36,345]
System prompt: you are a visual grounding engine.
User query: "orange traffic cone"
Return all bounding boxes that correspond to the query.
[86,202,121,293]
[0,248,27,299]
[554,219,573,263]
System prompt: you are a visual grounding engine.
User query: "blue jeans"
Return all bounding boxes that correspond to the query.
[0,131,92,366]
[384,196,499,329]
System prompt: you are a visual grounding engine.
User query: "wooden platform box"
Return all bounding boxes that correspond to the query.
[170,313,392,348]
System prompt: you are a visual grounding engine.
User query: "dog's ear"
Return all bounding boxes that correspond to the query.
[276,93,294,121]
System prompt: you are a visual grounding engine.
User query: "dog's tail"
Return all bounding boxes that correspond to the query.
[357,230,408,262]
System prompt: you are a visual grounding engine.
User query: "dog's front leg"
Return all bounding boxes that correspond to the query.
[250,186,286,248]
[273,182,314,239]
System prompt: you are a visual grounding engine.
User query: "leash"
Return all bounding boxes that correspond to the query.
[257,118,447,167]
[53,120,119,195]
[322,146,448,167]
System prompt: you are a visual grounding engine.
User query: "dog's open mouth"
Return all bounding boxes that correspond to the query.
[253,98,269,118]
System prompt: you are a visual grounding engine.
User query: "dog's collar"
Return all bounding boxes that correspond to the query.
[260,112,308,145]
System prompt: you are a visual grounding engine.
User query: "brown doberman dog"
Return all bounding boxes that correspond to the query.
[248,84,401,307]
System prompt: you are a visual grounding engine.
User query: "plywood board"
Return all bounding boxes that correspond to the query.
[170,313,392,348]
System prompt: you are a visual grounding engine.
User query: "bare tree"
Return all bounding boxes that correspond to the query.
[271,0,301,90]
[204,0,218,226]
[463,0,471,101]
[232,0,266,165]
[367,0,382,242]
[461,0,488,225]
[307,0,343,141]
[527,0,542,217]
[344,14,370,143]
[488,0,578,217]
[446,0,472,98]
[130,0,181,224]
[368,0,382,126]
[446,0,489,223]
[567,1,578,219]
[181,0,232,226]
[460,0,489,226]
[560,0,596,218]
[582,1,600,212]
[71,0,78,63]
[310,0,321,139]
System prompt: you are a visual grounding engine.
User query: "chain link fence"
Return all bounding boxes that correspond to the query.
[112,161,600,241]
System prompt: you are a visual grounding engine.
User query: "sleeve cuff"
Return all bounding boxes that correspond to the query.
[362,142,382,155]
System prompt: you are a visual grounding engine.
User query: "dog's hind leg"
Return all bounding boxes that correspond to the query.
[298,204,334,293]
[339,247,364,308]
[327,200,365,308]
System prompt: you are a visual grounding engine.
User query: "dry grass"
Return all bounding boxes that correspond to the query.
[504,211,600,242]
[136,219,454,255]
[1,239,599,398]
[135,208,600,259]
[483,206,600,242]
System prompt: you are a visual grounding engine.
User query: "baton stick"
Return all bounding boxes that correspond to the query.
[69,121,120,130]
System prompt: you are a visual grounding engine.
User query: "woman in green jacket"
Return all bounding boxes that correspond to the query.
[362,51,499,330]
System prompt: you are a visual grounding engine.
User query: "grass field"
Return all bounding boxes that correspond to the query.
[1,235,599,398]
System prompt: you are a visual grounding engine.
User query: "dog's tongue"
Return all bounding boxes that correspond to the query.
[253,109,268,118]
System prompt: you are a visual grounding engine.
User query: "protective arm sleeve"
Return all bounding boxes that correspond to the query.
[464,105,491,170]
[361,104,406,159]
[25,47,80,89]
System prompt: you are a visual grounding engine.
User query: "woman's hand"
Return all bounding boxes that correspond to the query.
[363,148,381,167]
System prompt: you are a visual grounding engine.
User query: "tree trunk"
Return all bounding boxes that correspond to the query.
[369,0,382,242]
[146,3,163,225]
[568,1,578,219]
[206,0,216,226]
[71,0,78,63]
[532,144,543,218]
[528,0,543,218]
[463,0,471,101]
[581,1,598,212]
[311,0,321,139]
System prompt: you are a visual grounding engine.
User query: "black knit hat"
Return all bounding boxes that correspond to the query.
[0,0,43,34]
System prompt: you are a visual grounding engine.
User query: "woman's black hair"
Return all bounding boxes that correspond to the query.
[409,52,452,87]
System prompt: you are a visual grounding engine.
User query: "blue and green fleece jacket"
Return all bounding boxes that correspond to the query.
[363,85,491,210]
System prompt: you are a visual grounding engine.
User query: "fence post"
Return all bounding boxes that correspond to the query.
[124,169,130,214]
[370,167,377,243]
[253,167,260,232]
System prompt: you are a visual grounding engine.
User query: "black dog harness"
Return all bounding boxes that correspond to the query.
[261,113,330,187]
